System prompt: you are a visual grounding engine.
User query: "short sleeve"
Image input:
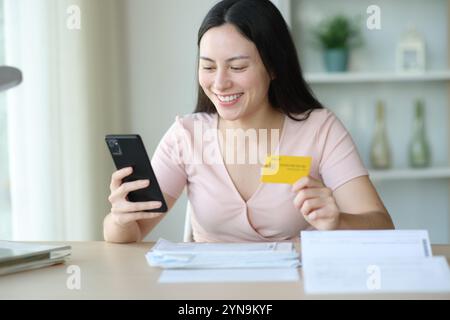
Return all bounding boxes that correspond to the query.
[317,111,368,191]
[151,116,188,199]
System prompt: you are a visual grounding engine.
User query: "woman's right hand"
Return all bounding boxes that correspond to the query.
[108,167,164,227]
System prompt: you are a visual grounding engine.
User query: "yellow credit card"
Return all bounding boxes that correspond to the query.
[260,155,312,185]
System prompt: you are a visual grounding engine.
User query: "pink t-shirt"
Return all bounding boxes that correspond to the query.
[151,108,368,242]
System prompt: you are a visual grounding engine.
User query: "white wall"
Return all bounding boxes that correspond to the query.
[122,0,217,241]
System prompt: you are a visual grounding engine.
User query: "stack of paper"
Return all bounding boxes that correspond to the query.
[157,268,300,283]
[301,230,450,294]
[0,241,71,276]
[146,238,300,269]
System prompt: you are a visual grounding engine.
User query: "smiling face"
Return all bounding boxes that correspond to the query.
[198,23,273,122]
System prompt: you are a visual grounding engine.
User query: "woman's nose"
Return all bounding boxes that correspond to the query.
[213,70,232,91]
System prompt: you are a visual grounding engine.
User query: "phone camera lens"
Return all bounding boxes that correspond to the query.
[108,139,122,156]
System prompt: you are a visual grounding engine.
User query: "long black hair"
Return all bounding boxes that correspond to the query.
[194,0,323,121]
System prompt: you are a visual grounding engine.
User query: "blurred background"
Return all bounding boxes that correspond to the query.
[0,0,448,243]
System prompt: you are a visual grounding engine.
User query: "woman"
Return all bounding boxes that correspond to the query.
[103,0,394,243]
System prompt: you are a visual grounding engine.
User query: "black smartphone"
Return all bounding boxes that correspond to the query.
[105,134,168,213]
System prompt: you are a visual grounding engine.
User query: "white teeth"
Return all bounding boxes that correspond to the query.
[217,94,242,102]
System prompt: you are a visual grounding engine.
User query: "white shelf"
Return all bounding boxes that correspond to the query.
[304,71,450,84]
[369,167,450,181]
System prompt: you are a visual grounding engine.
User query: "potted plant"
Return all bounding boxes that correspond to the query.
[312,15,362,72]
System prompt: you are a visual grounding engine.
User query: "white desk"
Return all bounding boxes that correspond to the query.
[1,242,449,299]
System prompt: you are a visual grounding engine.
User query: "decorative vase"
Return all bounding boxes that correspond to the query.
[323,48,349,72]
[370,100,392,169]
[409,99,431,168]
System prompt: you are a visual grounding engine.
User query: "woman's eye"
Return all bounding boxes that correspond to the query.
[231,66,247,71]
[202,66,215,71]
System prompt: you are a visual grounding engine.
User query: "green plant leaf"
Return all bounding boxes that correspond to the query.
[312,14,363,49]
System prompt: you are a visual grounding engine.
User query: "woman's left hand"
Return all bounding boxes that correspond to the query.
[292,176,340,230]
